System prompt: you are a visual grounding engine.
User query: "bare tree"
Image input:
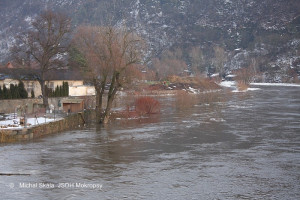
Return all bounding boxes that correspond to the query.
[234,65,255,91]
[10,10,71,108]
[73,25,145,123]
[152,49,188,80]
[152,58,169,80]
[189,46,206,74]
[212,45,228,76]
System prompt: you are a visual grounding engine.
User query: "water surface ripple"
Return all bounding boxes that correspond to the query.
[0,86,299,199]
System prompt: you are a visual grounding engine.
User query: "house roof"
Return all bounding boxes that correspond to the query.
[0,61,84,81]
[6,62,14,69]
[46,69,83,81]
[0,69,83,81]
[0,73,13,80]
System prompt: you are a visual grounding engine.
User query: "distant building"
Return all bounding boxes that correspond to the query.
[0,63,92,97]
[24,79,84,97]
[62,99,84,113]
[0,77,19,88]
[0,77,85,97]
[69,85,95,96]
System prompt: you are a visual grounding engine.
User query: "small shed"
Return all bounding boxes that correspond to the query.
[62,99,84,113]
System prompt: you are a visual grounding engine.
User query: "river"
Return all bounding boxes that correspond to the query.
[0,85,299,200]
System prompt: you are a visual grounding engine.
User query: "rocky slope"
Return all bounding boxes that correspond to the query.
[0,0,299,82]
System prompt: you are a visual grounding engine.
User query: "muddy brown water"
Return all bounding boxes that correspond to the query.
[0,86,299,199]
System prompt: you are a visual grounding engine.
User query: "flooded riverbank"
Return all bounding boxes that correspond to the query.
[0,85,299,199]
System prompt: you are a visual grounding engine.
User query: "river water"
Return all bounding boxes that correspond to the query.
[0,86,299,200]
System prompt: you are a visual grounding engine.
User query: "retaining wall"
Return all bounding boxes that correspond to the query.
[0,96,96,114]
[0,110,96,143]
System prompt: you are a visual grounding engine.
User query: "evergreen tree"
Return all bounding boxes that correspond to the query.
[9,84,15,98]
[18,81,28,99]
[48,83,70,97]
[48,88,51,97]
[10,84,20,99]
[7,87,12,99]
[55,85,59,97]
[0,85,3,99]
[59,85,63,97]
[15,85,21,99]
[62,82,66,96]
[31,90,35,98]
[3,85,8,99]
[65,81,69,96]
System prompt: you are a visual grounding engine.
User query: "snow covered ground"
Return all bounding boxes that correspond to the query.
[0,117,62,130]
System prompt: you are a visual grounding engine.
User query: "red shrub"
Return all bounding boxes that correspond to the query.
[135,97,160,115]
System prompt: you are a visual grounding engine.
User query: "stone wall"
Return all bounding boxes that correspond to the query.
[0,110,96,143]
[0,96,96,114]
[0,98,42,114]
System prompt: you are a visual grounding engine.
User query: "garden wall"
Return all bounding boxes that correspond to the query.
[0,110,96,143]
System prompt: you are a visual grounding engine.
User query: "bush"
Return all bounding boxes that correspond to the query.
[236,81,249,91]
[234,67,254,85]
[135,97,160,115]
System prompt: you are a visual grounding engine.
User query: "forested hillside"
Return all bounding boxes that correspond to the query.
[0,0,299,82]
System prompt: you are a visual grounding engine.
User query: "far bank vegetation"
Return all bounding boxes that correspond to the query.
[234,59,257,91]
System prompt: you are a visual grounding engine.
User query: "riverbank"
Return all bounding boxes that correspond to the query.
[0,82,223,143]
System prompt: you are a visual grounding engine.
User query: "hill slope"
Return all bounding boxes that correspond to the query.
[0,0,299,82]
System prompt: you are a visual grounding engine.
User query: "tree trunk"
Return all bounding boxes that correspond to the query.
[103,72,119,124]
[94,78,107,123]
[39,79,49,109]
[95,86,102,123]
[103,90,117,124]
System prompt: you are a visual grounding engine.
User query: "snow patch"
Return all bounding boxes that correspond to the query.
[0,117,62,129]
[219,81,236,88]
[24,16,33,24]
